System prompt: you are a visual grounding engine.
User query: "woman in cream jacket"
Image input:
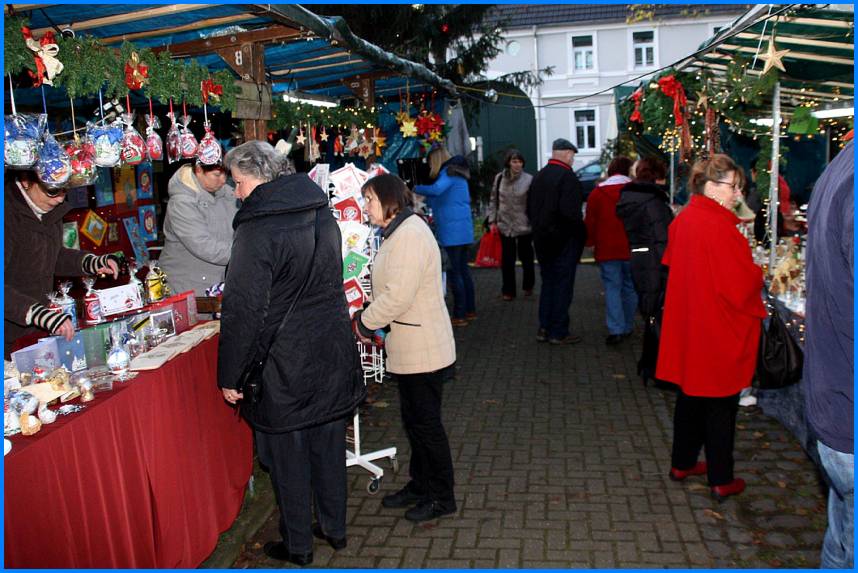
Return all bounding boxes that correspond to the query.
[353,174,457,524]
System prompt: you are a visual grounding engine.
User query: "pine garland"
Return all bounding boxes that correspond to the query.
[270,99,378,131]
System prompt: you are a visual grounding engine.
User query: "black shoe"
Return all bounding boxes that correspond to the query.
[404,500,457,523]
[382,486,429,509]
[548,334,582,345]
[605,334,624,346]
[536,328,548,342]
[263,542,313,566]
[312,524,347,550]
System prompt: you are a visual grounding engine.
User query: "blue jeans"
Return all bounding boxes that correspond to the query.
[599,260,638,335]
[444,245,475,320]
[818,441,854,568]
[538,240,583,339]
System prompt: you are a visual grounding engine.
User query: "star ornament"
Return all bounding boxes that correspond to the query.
[295,131,306,146]
[320,128,329,142]
[371,128,387,149]
[400,119,417,138]
[760,40,789,75]
[695,90,709,110]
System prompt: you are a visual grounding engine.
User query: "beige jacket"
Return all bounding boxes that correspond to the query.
[361,213,456,374]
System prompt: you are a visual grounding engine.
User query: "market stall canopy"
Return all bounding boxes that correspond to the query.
[5,3,456,102]
[675,4,853,112]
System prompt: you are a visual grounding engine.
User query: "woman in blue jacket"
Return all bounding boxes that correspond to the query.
[415,145,475,326]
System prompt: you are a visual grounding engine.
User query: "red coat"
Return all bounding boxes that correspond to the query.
[584,176,632,262]
[656,194,766,397]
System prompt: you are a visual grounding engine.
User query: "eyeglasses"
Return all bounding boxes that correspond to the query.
[712,180,742,192]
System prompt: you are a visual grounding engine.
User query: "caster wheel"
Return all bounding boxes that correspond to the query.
[367,478,381,494]
[391,456,399,473]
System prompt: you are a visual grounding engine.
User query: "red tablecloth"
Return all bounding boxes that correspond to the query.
[4,335,253,568]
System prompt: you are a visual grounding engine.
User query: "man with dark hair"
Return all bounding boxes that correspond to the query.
[803,140,853,569]
[526,138,587,345]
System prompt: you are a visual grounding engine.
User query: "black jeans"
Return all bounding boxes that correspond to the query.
[256,417,348,553]
[396,367,456,509]
[500,233,535,297]
[671,391,741,486]
[537,239,584,339]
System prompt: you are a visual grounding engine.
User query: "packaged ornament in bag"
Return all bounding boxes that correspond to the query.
[166,112,180,164]
[5,113,46,168]
[82,277,104,326]
[120,113,146,166]
[179,115,198,159]
[196,123,222,165]
[89,121,123,167]
[35,131,72,189]
[56,281,79,329]
[64,135,98,187]
[145,113,163,161]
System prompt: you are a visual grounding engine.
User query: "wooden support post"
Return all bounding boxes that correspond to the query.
[344,75,375,107]
[223,42,268,142]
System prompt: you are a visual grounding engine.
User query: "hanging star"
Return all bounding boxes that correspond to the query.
[759,39,789,75]
[357,141,374,159]
[395,111,411,124]
[319,128,329,142]
[295,130,306,146]
[695,89,709,109]
[400,119,417,138]
[371,128,386,148]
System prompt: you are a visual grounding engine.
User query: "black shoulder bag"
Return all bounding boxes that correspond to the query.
[755,290,804,390]
[238,207,322,406]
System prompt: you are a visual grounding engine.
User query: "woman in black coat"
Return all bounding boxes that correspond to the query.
[218,141,366,566]
[615,157,674,384]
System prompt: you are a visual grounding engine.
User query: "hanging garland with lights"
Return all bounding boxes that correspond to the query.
[269,99,378,131]
[5,16,238,112]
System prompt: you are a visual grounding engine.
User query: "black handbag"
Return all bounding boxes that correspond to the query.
[755,292,804,390]
[237,207,322,406]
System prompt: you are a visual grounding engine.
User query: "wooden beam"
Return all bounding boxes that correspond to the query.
[150,24,302,57]
[344,75,374,107]
[733,32,853,52]
[717,43,854,66]
[270,59,364,76]
[273,70,393,92]
[31,4,212,35]
[5,4,51,14]
[783,16,854,29]
[99,14,256,45]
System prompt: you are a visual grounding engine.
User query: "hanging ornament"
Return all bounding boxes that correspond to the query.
[333,133,344,156]
[357,139,374,159]
[657,75,688,127]
[21,27,63,87]
[319,127,329,142]
[372,127,387,156]
[399,118,418,138]
[629,89,644,123]
[65,136,97,187]
[201,78,223,104]
[345,125,360,153]
[124,52,149,90]
[89,121,123,168]
[197,122,222,165]
[120,95,145,166]
[308,125,321,163]
[35,130,72,188]
[759,39,789,75]
[295,127,306,147]
[178,100,198,159]
[165,99,180,163]
[695,89,709,110]
[4,102,46,168]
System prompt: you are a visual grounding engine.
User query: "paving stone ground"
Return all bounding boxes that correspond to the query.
[230,262,828,569]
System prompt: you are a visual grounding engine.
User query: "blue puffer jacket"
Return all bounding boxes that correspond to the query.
[415,157,474,247]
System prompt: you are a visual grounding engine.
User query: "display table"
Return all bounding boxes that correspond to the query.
[4,335,253,568]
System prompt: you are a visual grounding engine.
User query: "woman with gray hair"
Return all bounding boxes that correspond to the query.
[218,140,366,565]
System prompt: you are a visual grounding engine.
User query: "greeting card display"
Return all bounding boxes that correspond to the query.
[97,283,145,316]
[80,210,108,246]
[114,166,137,215]
[309,164,331,195]
[136,162,153,199]
[343,250,370,281]
[329,165,364,201]
[49,333,87,372]
[122,217,149,263]
[11,338,60,375]
[138,204,158,242]
[94,167,114,207]
[339,221,371,255]
[333,197,363,222]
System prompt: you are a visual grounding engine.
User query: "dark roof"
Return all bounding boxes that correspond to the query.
[485,4,752,30]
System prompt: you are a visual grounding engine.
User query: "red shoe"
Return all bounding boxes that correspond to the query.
[669,461,707,481]
[451,318,469,327]
[711,478,746,501]
[465,312,478,321]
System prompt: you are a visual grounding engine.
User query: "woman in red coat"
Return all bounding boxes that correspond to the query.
[656,154,766,501]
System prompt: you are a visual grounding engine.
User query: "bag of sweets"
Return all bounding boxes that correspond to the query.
[145,113,163,161]
[5,113,46,168]
[64,135,98,187]
[196,123,222,165]
[166,112,181,164]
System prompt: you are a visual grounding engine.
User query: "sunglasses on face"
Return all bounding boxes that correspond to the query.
[42,187,69,198]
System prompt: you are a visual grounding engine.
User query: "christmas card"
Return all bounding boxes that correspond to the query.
[122,216,149,263]
[342,278,366,317]
[138,204,158,242]
[343,250,370,281]
[94,167,114,207]
[332,197,362,223]
[136,162,154,199]
[339,221,371,255]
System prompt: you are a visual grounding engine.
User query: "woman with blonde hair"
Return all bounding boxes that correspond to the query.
[657,153,766,501]
[415,144,475,326]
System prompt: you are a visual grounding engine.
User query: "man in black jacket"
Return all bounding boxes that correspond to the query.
[527,138,587,345]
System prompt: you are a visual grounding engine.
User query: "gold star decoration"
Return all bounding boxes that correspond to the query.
[695,90,709,109]
[395,111,411,124]
[400,119,417,138]
[759,39,789,75]
[371,128,386,149]
[357,141,374,159]
[319,128,329,142]
[295,130,306,146]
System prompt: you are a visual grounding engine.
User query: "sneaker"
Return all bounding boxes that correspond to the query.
[382,486,429,509]
[738,394,757,407]
[669,461,708,481]
[312,524,347,550]
[263,542,313,566]
[536,328,549,342]
[548,334,582,345]
[605,334,624,346]
[404,500,457,523]
[711,478,746,502]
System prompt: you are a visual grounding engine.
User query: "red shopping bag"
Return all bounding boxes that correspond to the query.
[473,227,502,267]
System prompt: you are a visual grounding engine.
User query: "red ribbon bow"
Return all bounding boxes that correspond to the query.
[201,79,223,104]
[629,89,644,123]
[658,75,687,127]
[21,26,59,87]
[124,52,149,90]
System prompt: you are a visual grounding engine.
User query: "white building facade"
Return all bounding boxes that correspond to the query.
[484,5,748,169]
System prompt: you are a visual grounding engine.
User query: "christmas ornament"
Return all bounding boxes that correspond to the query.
[695,89,709,110]
[345,126,360,154]
[629,89,644,123]
[759,39,789,75]
[120,111,146,166]
[64,135,98,187]
[295,128,306,147]
[197,122,222,165]
[89,121,123,167]
[124,51,149,90]
[333,134,344,156]
[320,127,329,142]
[166,104,180,163]
[657,75,687,126]
[372,128,387,155]
[178,114,198,159]
[201,79,223,104]
[145,104,163,161]
[308,125,321,163]
[35,131,71,188]
[4,113,45,168]
[21,27,63,87]
[399,118,417,138]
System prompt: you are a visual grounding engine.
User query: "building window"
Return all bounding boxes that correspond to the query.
[506,40,520,57]
[571,35,594,72]
[574,109,597,150]
[633,30,655,68]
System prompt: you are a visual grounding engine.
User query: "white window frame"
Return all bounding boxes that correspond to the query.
[570,107,599,152]
[628,27,658,71]
[568,32,597,75]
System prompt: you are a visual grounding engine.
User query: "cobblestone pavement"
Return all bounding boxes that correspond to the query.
[232,263,827,569]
